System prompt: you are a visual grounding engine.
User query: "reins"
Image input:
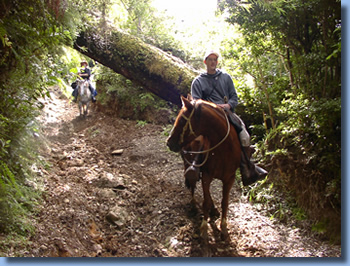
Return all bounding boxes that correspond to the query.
[182,149,210,168]
[181,104,231,168]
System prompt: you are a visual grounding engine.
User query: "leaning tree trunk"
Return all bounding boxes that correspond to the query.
[74,27,199,106]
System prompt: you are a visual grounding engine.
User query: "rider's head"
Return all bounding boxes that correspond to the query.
[203,50,220,74]
[203,50,220,62]
[81,61,88,67]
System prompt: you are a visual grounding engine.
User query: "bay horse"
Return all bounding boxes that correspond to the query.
[166,95,241,248]
[77,79,91,117]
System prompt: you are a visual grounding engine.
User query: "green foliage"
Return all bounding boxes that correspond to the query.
[0,120,44,236]
[220,0,341,98]
[0,0,89,238]
[245,177,308,226]
[0,0,342,246]
[139,92,155,112]
[274,96,341,193]
[136,120,148,127]
[312,220,328,233]
[117,0,188,61]
[162,124,174,137]
[96,65,172,123]
[219,0,341,240]
[244,179,288,222]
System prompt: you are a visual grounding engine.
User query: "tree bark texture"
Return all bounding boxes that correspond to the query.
[74,28,199,106]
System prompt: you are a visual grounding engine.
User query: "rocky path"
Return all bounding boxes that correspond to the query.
[19,87,341,257]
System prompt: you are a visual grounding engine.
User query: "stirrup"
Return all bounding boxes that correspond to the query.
[255,165,268,176]
[241,164,267,186]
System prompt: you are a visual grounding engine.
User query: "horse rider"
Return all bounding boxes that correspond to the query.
[190,50,268,186]
[72,61,97,103]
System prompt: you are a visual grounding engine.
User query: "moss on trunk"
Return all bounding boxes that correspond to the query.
[74,27,199,106]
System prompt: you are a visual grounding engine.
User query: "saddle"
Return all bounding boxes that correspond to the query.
[224,109,242,134]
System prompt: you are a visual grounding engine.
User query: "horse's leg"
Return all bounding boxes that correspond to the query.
[209,199,220,219]
[184,164,198,205]
[79,102,82,116]
[200,175,215,240]
[220,174,235,241]
[183,136,203,206]
[83,103,87,116]
[200,174,215,256]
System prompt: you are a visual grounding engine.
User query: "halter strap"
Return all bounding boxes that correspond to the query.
[182,107,231,155]
[179,106,197,145]
[182,149,210,168]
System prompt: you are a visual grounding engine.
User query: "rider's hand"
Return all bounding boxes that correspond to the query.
[217,104,231,111]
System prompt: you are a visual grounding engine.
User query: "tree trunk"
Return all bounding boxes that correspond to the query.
[255,57,276,130]
[74,27,199,106]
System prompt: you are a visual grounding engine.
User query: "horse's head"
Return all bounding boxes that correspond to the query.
[167,95,199,152]
[77,80,88,90]
[77,80,90,98]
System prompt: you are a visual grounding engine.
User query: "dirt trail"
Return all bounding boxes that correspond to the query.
[22,87,341,257]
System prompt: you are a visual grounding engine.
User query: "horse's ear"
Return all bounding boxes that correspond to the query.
[187,94,193,101]
[181,95,193,110]
[194,100,202,119]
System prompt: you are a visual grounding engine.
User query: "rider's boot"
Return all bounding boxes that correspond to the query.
[72,89,78,103]
[89,86,96,102]
[240,146,268,186]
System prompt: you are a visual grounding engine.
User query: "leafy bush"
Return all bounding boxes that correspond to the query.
[256,97,341,241]
[95,66,175,124]
[0,0,84,238]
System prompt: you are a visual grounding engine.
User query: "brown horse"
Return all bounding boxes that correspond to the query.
[167,95,241,247]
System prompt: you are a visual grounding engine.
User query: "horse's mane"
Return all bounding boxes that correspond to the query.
[193,99,226,122]
[193,99,217,109]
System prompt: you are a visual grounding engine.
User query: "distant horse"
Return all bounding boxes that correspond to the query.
[77,79,91,117]
[167,95,241,249]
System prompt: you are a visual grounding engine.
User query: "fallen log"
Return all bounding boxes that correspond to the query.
[74,27,199,106]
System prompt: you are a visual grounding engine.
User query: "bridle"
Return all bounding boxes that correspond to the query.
[78,80,89,95]
[179,106,197,145]
[180,103,231,167]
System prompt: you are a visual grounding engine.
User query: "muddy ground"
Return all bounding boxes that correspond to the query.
[13,87,341,257]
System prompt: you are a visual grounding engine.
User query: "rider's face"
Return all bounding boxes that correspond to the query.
[205,55,218,74]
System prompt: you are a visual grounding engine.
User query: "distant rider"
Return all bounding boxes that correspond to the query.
[72,61,97,103]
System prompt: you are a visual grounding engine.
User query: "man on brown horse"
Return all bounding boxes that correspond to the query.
[190,50,268,186]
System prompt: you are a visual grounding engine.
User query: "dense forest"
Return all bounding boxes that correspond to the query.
[0,0,341,255]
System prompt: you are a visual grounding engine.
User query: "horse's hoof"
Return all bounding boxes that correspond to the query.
[201,244,212,257]
[200,219,208,241]
[221,230,230,242]
[220,218,230,241]
[220,225,230,242]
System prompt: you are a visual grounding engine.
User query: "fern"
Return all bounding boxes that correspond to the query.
[0,162,23,198]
